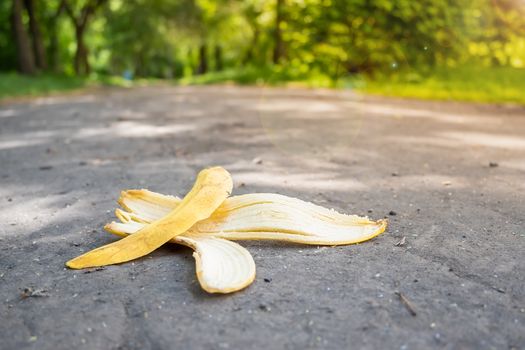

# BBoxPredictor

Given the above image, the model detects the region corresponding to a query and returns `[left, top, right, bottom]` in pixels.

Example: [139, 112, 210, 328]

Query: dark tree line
[8, 0, 107, 75]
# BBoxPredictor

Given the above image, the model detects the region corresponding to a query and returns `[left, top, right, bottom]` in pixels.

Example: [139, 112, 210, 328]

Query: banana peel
[66, 166, 232, 269]
[67, 166, 387, 294]
[107, 190, 387, 246]
[104, 188, 386, 293]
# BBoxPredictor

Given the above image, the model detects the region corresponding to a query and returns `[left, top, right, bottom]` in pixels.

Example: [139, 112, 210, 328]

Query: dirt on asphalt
[0, 86, 524, 350]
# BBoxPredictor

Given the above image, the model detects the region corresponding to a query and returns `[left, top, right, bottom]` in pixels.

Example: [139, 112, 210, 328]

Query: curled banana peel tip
[66, 166, 387, 293]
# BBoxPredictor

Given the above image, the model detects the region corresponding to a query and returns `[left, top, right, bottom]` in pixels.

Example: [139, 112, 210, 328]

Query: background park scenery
[1, 0, 525, 103]
[2, 1, 525, 349]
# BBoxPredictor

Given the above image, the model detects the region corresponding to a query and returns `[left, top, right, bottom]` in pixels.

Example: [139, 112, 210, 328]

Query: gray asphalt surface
[0, 86, 524, 350]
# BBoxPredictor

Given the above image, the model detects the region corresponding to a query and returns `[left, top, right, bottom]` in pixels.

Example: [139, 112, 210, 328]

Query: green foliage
[0, 71, 169, 99]
[0, 72, 87, 98]
[353, 66, 525, 104]
[179, 65, 525, 104]
[1, 0, 524, 102]
[179, 65, 333, 87]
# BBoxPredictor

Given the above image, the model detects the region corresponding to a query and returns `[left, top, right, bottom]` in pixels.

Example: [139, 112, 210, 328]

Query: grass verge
[352, 66, 525, 104]
[0, 73, 163, 100]
[2, 66, 525, 105]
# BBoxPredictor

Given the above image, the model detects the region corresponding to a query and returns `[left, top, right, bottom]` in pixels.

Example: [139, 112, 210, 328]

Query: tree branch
[61, 0, 78, 26]
[62, 0, 107, 28]
[80, 0, 108, 28]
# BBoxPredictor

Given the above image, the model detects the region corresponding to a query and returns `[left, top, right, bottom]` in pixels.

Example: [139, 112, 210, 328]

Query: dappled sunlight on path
[0, 86, 524, 350]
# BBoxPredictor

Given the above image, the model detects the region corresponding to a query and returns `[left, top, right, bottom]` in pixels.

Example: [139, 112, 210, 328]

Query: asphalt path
[1, 86, 524, 349]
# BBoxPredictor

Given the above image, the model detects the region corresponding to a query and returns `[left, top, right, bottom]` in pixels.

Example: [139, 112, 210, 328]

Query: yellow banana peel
[67, 166, 386, 294]
[66, 166, 232, 269]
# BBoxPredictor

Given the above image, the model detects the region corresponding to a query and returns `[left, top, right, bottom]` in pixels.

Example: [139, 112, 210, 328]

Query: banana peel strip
[108, 217, 256, 294]
[66, 167, 233, 269]
[174, 236, 256, 294]
[107, 191, 387, 246]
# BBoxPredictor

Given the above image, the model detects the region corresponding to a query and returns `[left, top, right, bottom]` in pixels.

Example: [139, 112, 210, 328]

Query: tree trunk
[272, 0, 284, 64]
[214, 45, 223, 71]
[197, 44, 208, 75]
[243, 26, 259, 65]
[24, 0, 47, 70]
[47, 0, 65, 72]
[11, 0, 36, 75]
[74, 25, 90, 75]
[49, 23, 60, 72]
[135, 49, 146, 77]
[63, 0, 107, 76]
